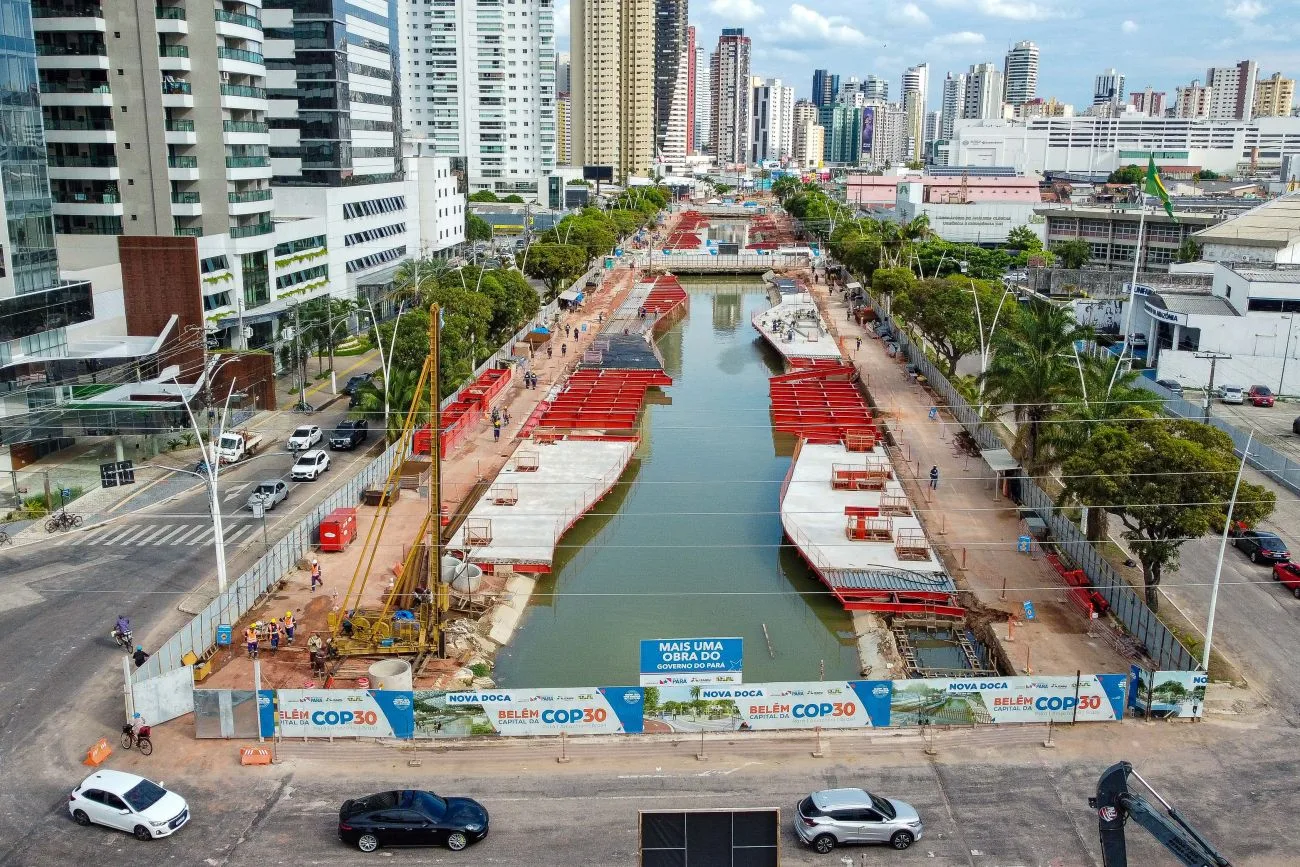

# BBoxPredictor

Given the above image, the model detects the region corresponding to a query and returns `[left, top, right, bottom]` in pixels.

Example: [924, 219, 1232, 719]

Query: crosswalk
[54, 520, 260, 548]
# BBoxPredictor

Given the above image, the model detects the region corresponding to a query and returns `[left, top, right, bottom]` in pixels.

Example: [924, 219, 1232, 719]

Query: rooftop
[1149, 292, 1239, 317]
[1192, 194, 1300, 248]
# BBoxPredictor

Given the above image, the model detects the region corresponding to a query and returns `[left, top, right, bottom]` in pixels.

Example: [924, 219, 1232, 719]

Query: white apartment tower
[1205, 60, 1258, 121]
[940, 72, 966, 139]
[750, 77, 793, 162]
[710, 28, 750, 165]
[1003, 41, 1038, 106]
[400, 0, 556, 197]
[694, 40, 710, 153]
[1174, 80, 1212, 119]
[963, 63, 1003, 120]
[901, 63, 928, 161]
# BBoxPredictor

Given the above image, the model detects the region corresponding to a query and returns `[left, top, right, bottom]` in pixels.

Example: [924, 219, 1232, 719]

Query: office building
[811, 68, 837, 107]
[653, 0, 687, 165]
[901, 63, 928, 161]
[400, 0, 556, 198]
[1094, 68, 1126, 106]
[940, 72, 966, 140]
[556, 52, 571, 94]
[1205, 60, 1257, 120]
[963, 63, 1004, 121]
[1039, 203, 1215, 271]
[1174, 81, 1212, 119]
[1253, 72, 1294, 118]
[571, 0, 655, 180]
[710, 28, 750, 165]
[750, 77, 794, 162]
[1131, 88, 1167, 117]
[1003, 41, 1039, 106]
[818, 103, 861, 165]
[862, 74, 888, 102]
[694, 41, 709, 152]
[923, 110, 940, 156]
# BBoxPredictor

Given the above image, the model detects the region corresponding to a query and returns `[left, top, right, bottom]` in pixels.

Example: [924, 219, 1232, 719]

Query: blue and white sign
[413, 687, 644, 737]
[645, 681, 893, 731]
[890, 675, 1127, 725]
[263, 689, 415, 739]
[639, 637, 743, 687]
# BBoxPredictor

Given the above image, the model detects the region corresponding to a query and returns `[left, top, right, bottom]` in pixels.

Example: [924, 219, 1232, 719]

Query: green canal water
[493, 280, 860, 688]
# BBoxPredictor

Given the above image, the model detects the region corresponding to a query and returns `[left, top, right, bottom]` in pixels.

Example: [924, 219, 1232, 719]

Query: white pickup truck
[215, 429, 264, 464]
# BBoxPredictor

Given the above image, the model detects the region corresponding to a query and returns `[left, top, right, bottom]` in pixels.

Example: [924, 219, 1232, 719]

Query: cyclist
[113, 615, 131, 644]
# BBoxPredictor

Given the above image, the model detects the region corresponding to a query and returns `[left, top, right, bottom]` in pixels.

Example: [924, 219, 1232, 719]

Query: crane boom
[1090, 761, 1231, 867]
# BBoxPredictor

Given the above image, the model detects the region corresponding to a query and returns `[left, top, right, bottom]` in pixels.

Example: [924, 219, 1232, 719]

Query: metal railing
[221, 83, 266, 99]
[214, 8, 260, 28]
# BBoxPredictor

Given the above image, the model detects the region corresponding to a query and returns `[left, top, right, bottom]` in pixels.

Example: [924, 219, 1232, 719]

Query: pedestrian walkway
[49, 517, 262, 548]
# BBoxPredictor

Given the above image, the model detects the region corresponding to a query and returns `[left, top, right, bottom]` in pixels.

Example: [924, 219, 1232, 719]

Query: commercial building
[1131, 88, 1167, 117]
[1094, 68, 1126, 106]
[571, 0, 654, 181]
[1254, 72, 1296, 119]
[818, 103, 861, 165]
[710, 29, 750, 166]
[1205, 60, 1257, 121]
[861, 74, 888, 102]
[947, 115, 1300, 175]
[1038, 203, 1216, 271]
[811, 68, 837, 107]
[400, 0, 556, 198]
[901, 63, 928, 162]
[653, 0, 687, 166]
[1003, 41, 1038, 106]
[750, 78, 794, 163]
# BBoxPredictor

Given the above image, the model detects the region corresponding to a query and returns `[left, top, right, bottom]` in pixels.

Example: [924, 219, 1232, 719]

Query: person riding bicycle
[113, 615, 131, 642]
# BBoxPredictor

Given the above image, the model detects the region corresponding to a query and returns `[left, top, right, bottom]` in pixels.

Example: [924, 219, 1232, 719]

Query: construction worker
[245, 624, 259, 659]
[268, 619, 281, 653]
[283, 611, 295, 644]
[310, 558, 322, 592]
[493, 417, 501, 442]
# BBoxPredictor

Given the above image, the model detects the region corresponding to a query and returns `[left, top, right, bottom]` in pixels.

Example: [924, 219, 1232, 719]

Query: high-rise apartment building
[862, 74, 888, 102]
[710, 28, 750, 165]
[750, 77, 793, 162]
[901, 63, 928, 161]
[557, 94, 572, 165]
[861, 101, 908, 169]
[1131, 88, 1167, 117]
[818, 103, 861, 165]
[811, 68, 835, 107]
[1002, 41, 1038, 106]
[400, 0, 555, 197]
[556, 52, 571, 93]
[940, 72, 966, 140]
[963, 63, 1003, 120]
[923, 110, 940, 157]
[1254, 72, 1296, 118]
[685, 26, 695, 159]
[571, 0, 654, 180]
[1205, 60, 1258, 120]
[1174, 80, 1212, 119]
[792, 98, 818, 164]
[653, 0, 687, 164]
[694, 44, 710, 152]
[1094, 68, 1126, 105]
[795, 122, 823, 168]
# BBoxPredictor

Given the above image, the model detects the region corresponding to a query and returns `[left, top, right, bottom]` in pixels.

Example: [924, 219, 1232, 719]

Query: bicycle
[44, 510, 82, 533]
[0, 528, 10, 546]
[121, 721, 153, 756]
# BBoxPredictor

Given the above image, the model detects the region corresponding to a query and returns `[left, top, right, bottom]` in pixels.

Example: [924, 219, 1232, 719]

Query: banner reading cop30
[259, 689, 415, 738]
[889, 675, 1128, 726]
[412, 687, 645, 737]
[644, 681, 893, 732]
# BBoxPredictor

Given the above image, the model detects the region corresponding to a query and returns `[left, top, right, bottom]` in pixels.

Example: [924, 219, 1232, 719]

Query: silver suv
[795, 787, 922, 854]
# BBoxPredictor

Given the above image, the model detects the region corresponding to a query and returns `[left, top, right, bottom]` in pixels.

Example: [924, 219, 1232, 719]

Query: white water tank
[441, 554, 484, 593]
[369, 658, 413, 692]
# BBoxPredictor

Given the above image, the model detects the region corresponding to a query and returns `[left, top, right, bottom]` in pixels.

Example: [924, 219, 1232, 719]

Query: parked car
[1234, 529, 1290, 564]
[1219, 385, 1245, 405]
[1247, 385, 1276, 407]
[69, 770, 189, 841]
[330, 418, 369, 450]
[338, 790, 489, 853]
[247, 479, 288, 511]
[1155, 378, 1184, 397]
[1128, 332, 1148, 349]
[1272, 561, 1300, 598]
[342, 373, 373, 396]
[287, 425, 322, 451]
[794, 787, 922, 854]
[291, 449, 331, 481]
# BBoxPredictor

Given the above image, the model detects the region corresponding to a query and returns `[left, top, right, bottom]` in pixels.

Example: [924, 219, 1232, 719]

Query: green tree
[1051, 238, 1091, 270]
[468, 190, 499, 203]
[771, 175, 801, 202]
[466, 212, 492, 242]
[905, 159, 925, 170]
[298, 296, 356, 373]
[1005, 225, 1043, 251]
[980, 300, 1092, 468]
[500, 194, 525, 203]
[1108, 164, 1144, 185]
[893, 277, 993, 377]
[1195, 169, 1221, 181]
[1176, 238, 1202, 263]
[523, 244, 588, 300]
[1062, 419, 1275, 610]
[870, 267, 915, 315]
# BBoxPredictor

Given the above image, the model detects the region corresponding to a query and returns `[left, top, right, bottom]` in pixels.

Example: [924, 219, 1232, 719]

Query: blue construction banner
[639, 637, 743, 686]
[890, 675, 1128, 725]
[263, 689, 415, 738]
[642, 681, 894, 731]
[412, 687, 645, 737]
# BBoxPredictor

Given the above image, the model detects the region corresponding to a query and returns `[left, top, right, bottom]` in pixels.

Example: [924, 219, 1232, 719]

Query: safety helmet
[286, 611, 292, 618]
[311, 558, 318, 565]
[136, 646, 143, 652]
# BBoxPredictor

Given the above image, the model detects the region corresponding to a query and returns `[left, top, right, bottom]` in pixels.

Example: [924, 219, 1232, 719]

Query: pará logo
[623, 691, 641, 704]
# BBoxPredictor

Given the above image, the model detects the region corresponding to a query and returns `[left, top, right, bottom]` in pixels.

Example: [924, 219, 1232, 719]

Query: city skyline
[555, 0, 1300, 110]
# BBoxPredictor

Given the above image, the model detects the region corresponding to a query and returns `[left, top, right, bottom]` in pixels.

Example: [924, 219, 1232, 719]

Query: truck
[215, 429, 264, 465]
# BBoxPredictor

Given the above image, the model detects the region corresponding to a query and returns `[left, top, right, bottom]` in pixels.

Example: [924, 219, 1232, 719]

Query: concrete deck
[782, 441, 943, 576]
[448, 437, 637, 568]
[752, 292, 843, 360]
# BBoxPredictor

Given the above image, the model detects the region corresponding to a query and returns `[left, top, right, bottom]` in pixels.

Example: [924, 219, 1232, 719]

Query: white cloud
[708, 0, 764, 22]
[932, 0, 1064, 21]
[772, 4, 868, 46]
[1121, 19, 1138, 34]
[1224, 0, 1266, 20]
[555, 0, 570, 43]
[929, 31, 986, 47]
[891, 2, 931, 26]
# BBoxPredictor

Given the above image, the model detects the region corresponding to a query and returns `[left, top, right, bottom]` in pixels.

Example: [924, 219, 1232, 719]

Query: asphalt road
[0, 400, 378, 860]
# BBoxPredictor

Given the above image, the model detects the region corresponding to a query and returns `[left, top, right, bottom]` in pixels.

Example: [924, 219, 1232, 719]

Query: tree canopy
[1051, 238, 1091, 270]
[1108, 164, 1144, 185]
[466, 212, 492, 242]
[523, 244, 588, 300]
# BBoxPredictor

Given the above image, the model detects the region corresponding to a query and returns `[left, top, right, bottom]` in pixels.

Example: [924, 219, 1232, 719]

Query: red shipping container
[319, 507, 358, 552]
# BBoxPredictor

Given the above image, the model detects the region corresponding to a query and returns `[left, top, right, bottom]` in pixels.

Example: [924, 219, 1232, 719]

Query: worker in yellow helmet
[283, 611, 295, 644]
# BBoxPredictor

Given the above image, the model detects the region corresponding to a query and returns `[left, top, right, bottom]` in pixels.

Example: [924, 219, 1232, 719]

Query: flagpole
[1108, 191, 1147, 397]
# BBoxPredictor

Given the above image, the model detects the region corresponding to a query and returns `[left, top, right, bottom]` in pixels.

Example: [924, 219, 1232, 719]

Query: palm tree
[354, 366, 429, 443]
[393, 257, 452, 308]
[981, 302, 1093, 470]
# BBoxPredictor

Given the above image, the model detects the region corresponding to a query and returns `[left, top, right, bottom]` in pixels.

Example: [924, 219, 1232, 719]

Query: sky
[556, 0, 1300, 109]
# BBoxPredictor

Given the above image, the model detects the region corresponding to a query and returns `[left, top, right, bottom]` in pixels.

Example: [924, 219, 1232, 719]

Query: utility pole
[1196, 351, 1232, 421]
[293, 301, 309, 411]
[428, 303, 446, 659]
[1279, 314, 1295, 396]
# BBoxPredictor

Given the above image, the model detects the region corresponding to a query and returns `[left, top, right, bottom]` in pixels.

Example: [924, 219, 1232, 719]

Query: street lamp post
[1203, 430, 1252, 672]
[364, 297, 407, 439]
[971, 282, 1013, 413]
[1279, 314, 1295, 396]
[168, 374, 237, 594]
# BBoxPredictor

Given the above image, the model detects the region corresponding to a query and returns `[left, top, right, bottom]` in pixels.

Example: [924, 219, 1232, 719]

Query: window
[1088, 243, 1109, 260]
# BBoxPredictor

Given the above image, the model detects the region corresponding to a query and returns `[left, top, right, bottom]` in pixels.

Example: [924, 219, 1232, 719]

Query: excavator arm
[1090, 761, 1232, 867]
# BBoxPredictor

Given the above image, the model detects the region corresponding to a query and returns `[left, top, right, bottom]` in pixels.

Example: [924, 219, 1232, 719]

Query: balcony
[31, 3, 105, 33]
[165, 118, 196, 144]
[216, 46, 262, 64]
[174, 226, 203, 237]
[221, 83, 266, 109]
[228, 187, 273, 215]
[168, 154, 200, 180]
[171, 190, 202, 216]
[35, 40, 109, 70]
[42, 115, 115, 144]
[171, 191, 200, 203]
[225, 155, 269, 168]
[159, 45, 188, 57]
[223, 120, 267, 134]
[158, 44, 190, 72]
[214, 9, 261, 39]
[229, 188, 272, 203]
[46, 154, 119, 180]
[52, 189, 121, 217]
[155, 4, 187, 33]
[168, 155, 197, 168]
[229, 222, 273, 239]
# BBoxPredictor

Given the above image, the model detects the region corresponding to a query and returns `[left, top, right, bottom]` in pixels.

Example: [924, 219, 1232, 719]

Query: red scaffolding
[769, 364, 876, 444]
[534, 368, 671, 430]
[642, 275, 689, 316]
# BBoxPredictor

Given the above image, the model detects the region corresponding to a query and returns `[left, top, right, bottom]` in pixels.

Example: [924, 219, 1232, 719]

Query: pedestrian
[547, 344, 553, 359]
[133, 645, 150, 668]
[283, 611, 295, 644]
[246, 623, 260, 659]
[502, 407, 510, 424]
[564, 323, 571, 337]
[493, 418, 501, 441]
[312, 647, 327, 679]
[929, 465, 939, 490]
[310, 558, 322, 592]
[491, 407, 500, 423]
[561, 343, 567, 357]
[268, 619, 281, 653]
[856, 336, 862, 351]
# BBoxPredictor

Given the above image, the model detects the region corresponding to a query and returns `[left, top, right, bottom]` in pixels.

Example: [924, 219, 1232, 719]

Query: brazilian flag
[1145, 155, 1176, 221]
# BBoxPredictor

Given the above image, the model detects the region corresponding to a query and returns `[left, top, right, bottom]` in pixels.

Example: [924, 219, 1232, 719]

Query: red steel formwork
[665, 231, 704, 250]
[769, 364, 876, 444]
[535, 368, 672, 430]
[642, 275, 689, 317]
[675, 211, 709, 232]
[413, 367, 514, 457]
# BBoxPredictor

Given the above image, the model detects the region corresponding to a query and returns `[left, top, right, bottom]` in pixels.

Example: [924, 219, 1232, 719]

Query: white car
[1219, 385, 1245, 404]
[291, 448, 331, 480]
[287, 425, 322, 451]
[69, 770, 189, 840]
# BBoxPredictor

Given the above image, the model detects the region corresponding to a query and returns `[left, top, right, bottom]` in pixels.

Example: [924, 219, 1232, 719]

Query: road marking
[94, 526, 139, 545]
[151, 525, 191, 546]
[116, 526, 155, 545]
[224, 525, 254, 545]
[133, 526, 172, 545]
[189, 528, 216, 546]
[171, 525, 209, 546]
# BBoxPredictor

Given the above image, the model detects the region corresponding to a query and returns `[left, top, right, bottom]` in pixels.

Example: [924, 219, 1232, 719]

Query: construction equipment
[1090, 761, 1231, 867]
[329, 303, 450, 658]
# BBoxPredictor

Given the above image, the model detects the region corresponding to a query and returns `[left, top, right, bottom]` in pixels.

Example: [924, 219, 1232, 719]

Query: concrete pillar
[114, 436, 125, 463]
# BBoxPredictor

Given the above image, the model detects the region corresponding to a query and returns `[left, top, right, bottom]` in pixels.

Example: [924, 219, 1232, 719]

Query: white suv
[292, 449, 331, 480]
[795, 787, 923, 854]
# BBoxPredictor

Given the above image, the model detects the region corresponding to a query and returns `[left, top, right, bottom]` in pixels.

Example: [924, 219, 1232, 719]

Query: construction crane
[1090, 761, 1231, 867]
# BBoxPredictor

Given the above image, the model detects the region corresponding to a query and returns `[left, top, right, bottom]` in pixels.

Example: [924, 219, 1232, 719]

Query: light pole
[1203, 430, 1252, 672]
[971, 282, 1013, 413]
[1279, 314, 1295, 395]
[168, 373, 236, 594]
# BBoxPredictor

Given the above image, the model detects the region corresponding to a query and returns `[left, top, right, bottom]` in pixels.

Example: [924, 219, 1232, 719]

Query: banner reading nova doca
[412, 688, 644, 737]
[889, 675, 1127, 725]
[1128, 666, 1207, 719]
[268, 689, 415, 738]
[642, 681, 893, 732]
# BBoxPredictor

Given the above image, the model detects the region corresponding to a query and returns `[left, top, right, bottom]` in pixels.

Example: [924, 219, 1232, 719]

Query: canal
[493, 280, 860, 688]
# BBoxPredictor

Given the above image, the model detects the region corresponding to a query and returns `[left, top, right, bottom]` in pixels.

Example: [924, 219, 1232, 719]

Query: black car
[342, 373, 373, 396]
[1234, 530, 1290, 564]
[338, 790, 488, 853]
[329, 418, 368, 450]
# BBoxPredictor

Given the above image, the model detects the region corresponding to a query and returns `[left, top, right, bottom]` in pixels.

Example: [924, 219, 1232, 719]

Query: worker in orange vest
[283, 611, 295, 644]
[244, 624, 258, 659]
[309, 558, 322, 592]
[267, 619, 281, 653]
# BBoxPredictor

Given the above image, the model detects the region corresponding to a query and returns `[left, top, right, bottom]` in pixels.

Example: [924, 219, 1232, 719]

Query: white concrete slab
[450, 438, 637, 567]
[781, 442, 943, 574]
[752, 292, 843, 360]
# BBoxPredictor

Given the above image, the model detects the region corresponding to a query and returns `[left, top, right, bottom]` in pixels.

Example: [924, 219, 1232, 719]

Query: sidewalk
[807, 282, 1131, 676]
